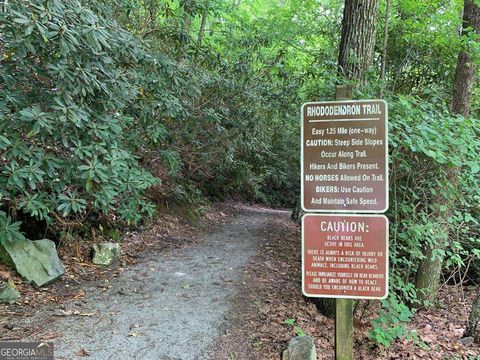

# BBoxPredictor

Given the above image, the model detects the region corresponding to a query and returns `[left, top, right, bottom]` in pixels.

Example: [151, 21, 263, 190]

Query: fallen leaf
[73, 290, 86, 299]
[0, 271, 11, 280]
[75, 348, 90, 357]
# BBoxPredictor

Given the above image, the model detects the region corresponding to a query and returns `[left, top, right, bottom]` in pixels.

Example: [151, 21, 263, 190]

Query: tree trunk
[313, 298, 336, 319]
[459, 0, 480, 337]
[379, 0, 390, 96]
[195, 0, 209, 61]
[464, 286, 480, 342]
[311, 1, 380, 320]
[415, 0, 480, 305]
[414, 230, 449, 304]
[451, 0, 480, 116]
[338, 0, 380, 81]
[177, 0, 192, 61]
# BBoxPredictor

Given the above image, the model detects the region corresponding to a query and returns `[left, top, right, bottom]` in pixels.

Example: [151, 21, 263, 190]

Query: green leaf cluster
[1, 0, 158, 229]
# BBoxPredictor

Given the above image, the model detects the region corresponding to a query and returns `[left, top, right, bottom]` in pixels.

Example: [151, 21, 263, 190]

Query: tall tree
[454, 0, 480, 342]
[195, 0, 210, 61]
[379, 0, 391, 96]
[178, 0, 193, 61]
[465, 286, 480, 342]
[451, 0, 480, 116]
[415, 0, 480, 304]
[337, 0, 380, 81]
[315, 0, 380, 320]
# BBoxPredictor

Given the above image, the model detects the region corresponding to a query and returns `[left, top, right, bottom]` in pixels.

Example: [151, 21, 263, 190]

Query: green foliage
[0, 0, 158, 230]
[371, 92, 480, 345]
[369, 294, 416, 347]
[0, 0, 305, 242]
[1, 2, 480, 353]
[0, 212, 25, 244]
[284, 318, 306, 337]
[388, 94, 480, 302]
[383, 0, 463, 94]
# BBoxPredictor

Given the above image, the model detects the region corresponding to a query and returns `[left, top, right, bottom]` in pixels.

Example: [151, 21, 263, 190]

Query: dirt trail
[29, 207, 290, 360]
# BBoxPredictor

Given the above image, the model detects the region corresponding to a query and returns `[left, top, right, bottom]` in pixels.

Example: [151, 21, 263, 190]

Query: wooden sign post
[336, 86, 354, 360]
[300, 86, 389, 360]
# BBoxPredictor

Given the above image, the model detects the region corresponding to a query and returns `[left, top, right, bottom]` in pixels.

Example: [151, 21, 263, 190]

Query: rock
[0, 239, 64, 287]
[459, 336, 475, 346]
[282, 336, 317, 360]
[92, 243, 120, 266]
[0, 281, 20, 304]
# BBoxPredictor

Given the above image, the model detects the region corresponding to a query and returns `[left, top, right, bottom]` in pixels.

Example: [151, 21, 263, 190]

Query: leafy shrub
[365, 94, 480, 346]
[0, 0, 157, 235]
[388, 94, 480, 301]
[369, 294, 416, 347]
[0, 0, 302, 244]
[0, 211, 25, 244]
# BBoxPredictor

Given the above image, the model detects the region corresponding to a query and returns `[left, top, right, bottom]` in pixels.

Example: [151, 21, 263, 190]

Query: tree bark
[177, 0, 192, 61]
[195, 0, 209, 61]
[465, 286, 480, 342]
[451, 0, 480, 116]
[338, 0, 380, 81]
[414, 228, 449, 304]
[379, 0, 390, 96]
[459, 0, 480, 337]
[313, 298, 336, 319]
[415, 0, 480, 305]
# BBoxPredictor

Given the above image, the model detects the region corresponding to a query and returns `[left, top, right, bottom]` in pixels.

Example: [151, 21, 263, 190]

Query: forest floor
[0, 203, 478, 359]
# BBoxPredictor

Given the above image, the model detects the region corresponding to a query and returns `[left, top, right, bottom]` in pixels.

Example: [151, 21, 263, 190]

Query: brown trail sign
[302, 214, 388, 299]
[300, 97, 389, 360]
[301, 100, 388, 213]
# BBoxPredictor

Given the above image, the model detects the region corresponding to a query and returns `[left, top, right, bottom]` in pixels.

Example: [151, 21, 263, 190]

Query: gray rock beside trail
[0, 239, 65, 287]
[0, 281, 20, 304]
[283, 336, 317, 360]
[92, 242, 120, 266]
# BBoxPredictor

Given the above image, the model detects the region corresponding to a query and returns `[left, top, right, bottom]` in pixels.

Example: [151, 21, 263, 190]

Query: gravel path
[42, 207, 289, 360]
